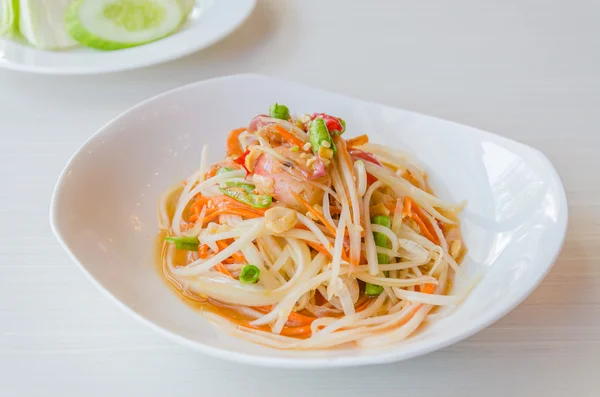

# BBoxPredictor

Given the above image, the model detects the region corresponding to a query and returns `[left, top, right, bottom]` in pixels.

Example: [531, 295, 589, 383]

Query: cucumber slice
[0, 0, 19, 37]
[179, 0, 195, 19]
[19, 0, 78, 50]
[65, 0, 183, 51]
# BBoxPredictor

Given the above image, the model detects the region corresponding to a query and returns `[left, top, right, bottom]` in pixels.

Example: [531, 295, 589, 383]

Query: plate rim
[49, 73, 569, 368]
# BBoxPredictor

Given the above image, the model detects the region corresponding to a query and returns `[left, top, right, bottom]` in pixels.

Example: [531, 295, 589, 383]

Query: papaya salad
[158, 103, 468, 349]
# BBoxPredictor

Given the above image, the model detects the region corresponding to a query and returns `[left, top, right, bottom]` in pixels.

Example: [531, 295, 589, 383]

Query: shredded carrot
[189, 195, 211, 217]
[253, 306, 317, 326]
[222, 314, 314, 337]
[411, 212, 438, 243]
[411, 205, 440, 244]
[287, 312, 316, 325]
[305, 241, 351, 263]
[306, 241, 332, 257]
[272, 125, 305, 148]
[329, 206, 342, 215]
[279, 324, 313, 337]
[384, 200, 396, 213]
[402, 197, 440, 244]
[214, 263, 233, 277]
[216, 239, 246, 263]
[345, 134, 369, 148]
[198, 244, 210, 259]
[422, 283, 436, 294]
[355, 297, 373, 312]
[292, 191, 337, 236]
[402, 170, 421, 188]
[402, 197, 413, 218]
[202, 207, 264, 224]
[231, 251, 245, 263]
[215, 240, 229, 251]
[226, 128, 246, 157]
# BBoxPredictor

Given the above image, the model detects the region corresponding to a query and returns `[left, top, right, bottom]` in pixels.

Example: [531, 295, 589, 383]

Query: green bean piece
[309, 117, 336, 156]
[372, 215, 391, 264]
[219, 187, 272, 209]
[365, 215, 392, 296]
[240, 264, 260, 284]
[365, 283, 384, 297]
[269, 103, 290, 120]
[164, 235, 199, 251]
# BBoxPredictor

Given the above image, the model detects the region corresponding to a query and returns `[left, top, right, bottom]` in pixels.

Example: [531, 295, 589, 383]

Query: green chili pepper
[219, 187, 272, 209]
[216, 167, 234, 175]
[309, 117, 336, 156]
[164, 235, 199, 251]
[224, 181, 255, 193]
[269, 103, 290, 120]
[240, 264, 260, 284]
[365, 215, 392, 296]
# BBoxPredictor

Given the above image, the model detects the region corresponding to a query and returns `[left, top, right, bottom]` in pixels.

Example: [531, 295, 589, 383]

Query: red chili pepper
[311, 113, 345, 133]
[233, 149, 251, 173]
[348, 149, 382, 166]
[366, 173, 378, 184]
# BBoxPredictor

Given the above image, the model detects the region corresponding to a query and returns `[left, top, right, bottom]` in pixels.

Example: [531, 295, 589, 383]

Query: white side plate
[50, 74, 568, 367]
[0, 0, 255, 74]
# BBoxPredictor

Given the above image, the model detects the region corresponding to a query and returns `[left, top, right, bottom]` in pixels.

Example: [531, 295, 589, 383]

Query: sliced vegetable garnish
[65, 0, 183, 51]
[216, 166, 234, 175]
[219, 187, 272, 209]
[365, 215, 392, 296]
[269, 103, 290, 120]
[349, 149, 382, 166]
[164, 235, 199, 251]
[0, 0, 18, 37]
[224, 181, 256, 193]
[311, 113, 345, 134]
[18, 0, 78, 49]
[178, 0, 195, 21]
[309, 117, 336, 157]
[365, 283, 384, 297]
[233, 149, 250, 172]
[239, 264, 260, 284]
[372, 215, 391, 264]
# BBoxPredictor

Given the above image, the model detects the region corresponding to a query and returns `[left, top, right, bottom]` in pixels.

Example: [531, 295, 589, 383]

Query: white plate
[50, 74, 568, 367]
[0, 0, 255, 75]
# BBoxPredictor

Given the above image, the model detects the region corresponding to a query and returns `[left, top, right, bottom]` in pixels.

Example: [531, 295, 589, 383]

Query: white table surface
[1, 0, 599, 395]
